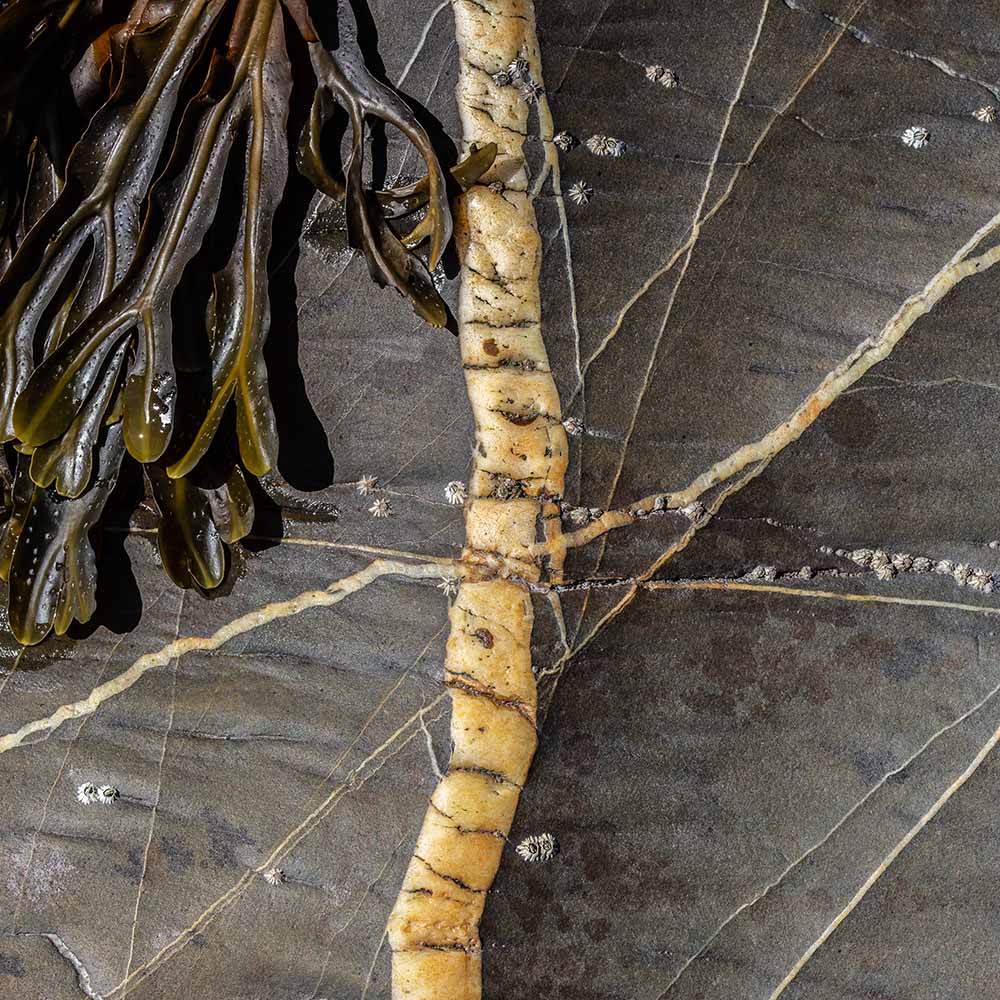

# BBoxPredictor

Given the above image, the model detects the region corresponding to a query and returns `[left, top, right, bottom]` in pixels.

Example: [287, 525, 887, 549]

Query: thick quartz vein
[386, 2, 568, 998]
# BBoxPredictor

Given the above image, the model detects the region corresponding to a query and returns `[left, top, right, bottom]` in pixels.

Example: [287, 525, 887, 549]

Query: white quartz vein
[770, 701, 1000, 996]
[578, 1, 866, 387]
[122, 593, 185, 982]
[396, 0, 451, 88]
[784, 0, 1000, 101]
[655, 667, 1000, 997]
[0, 560, 448, 756]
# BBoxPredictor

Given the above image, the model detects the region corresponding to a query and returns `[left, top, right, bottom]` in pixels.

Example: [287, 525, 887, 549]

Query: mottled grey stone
[4, 2, 1000, 999]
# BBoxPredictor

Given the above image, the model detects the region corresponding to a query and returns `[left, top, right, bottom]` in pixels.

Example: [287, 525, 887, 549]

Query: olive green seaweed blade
[376, 142, 498, 218]
[166, 1, 290, 480]
[295, 11, 452, 326]
[148, 468, 226, 590]
[27, 339, 129, 497]
[297, 88, 345, 200]
[341, 121, 447, 328]
[11, 306, 134, 447]
[0, 0, 230, 445]
[147, 461, 253, 591]
[0, 422, 125, 645]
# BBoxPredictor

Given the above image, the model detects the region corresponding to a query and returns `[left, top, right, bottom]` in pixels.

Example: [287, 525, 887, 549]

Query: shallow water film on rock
[4, 1, 1000, 998]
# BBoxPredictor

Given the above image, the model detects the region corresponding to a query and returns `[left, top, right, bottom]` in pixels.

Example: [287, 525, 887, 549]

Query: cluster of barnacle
[515, 832, 559, 863]
[351, 474, 466, 523]
[834, 546, 995, 592]
[584, 133, 626, 158]
[563, 503, 603, 527]
[901, 104, 995, 149]
[0, 0, 494, 644]
[76, 781, 119, 805]
[492, 55, 542, 103]
[742, 545, 997, 594]
[744, 564, 817, 582]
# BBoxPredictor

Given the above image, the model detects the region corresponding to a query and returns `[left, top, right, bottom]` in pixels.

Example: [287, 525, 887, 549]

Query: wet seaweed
[0, 0, 495, 643]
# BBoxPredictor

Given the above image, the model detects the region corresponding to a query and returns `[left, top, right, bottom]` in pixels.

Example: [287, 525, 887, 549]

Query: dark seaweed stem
[292, 0, 454, 327]
[0, 0, 495, 644]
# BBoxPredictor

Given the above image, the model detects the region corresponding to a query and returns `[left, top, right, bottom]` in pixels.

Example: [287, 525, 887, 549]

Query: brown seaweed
[0, 0, 496, 643]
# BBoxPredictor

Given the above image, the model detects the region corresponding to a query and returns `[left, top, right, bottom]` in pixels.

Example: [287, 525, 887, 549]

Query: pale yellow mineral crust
[387, 1, 565, 997]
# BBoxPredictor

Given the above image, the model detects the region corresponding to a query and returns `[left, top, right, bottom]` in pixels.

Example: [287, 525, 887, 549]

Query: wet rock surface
[4, 2, 1000, 998]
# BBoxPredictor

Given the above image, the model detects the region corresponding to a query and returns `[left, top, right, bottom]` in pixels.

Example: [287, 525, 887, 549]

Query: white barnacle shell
[437, 576, 460, 599]
[97, 785, 120, 805]
[263, 867, 285, 886]
[901, 125, 929, 149]
[974, 105, 997, 123]
[911, 556, 933, 572]
[567, 506, 591, 526]
[890, 552, 913, 572]
[444, 481, 468, 506]
[870, 550, 896, 581]
[507, 56, 530, 82]
[934, 559, 955, 575]
[76, 782, 99, 805]
[357, 474, 378, 496]
[585, 134, 626, 157]
[492, 475, 521, 500]
[680, 501, 708, 526]
[368, 497, 392, 519]
[567, 180, 593, 206]
[849, 548, 874, 568]
[562, 416, 584, 436]
[952, 563, 972, 586]
[516, 832, 559, 863]
[520, 81, 544, 102]
[969, 568, 994, 593]
[553, 131, 575, 152]
[645, 65, 677, 88]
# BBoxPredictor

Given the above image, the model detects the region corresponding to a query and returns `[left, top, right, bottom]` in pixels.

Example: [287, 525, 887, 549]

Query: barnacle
[443, 480, 467, 505]
[645, 64, 677, 88]
[515, 832, 558, 863]
[0, 0, 496, 644]
[97, 783, 120, 804]
[356, 473, 378, 496]
[585, 133, 626, 157]
[552, 130, 575, 151]
[76, 781, 99, 804]
[567, 180, 593, 205]
[367, 496, 391, 519]
[901, 125, 929, 149]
